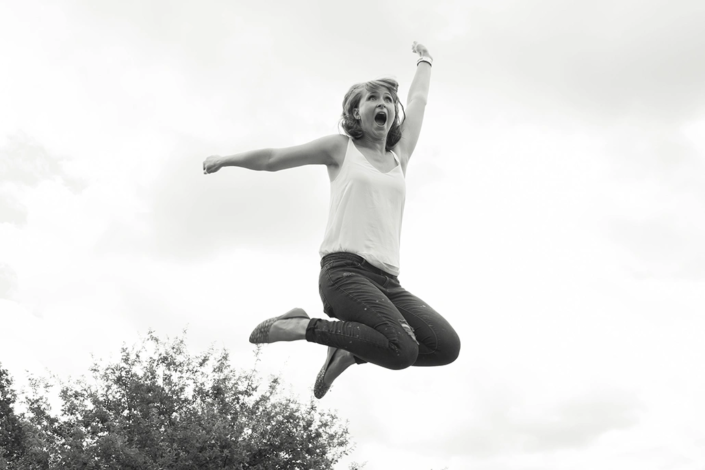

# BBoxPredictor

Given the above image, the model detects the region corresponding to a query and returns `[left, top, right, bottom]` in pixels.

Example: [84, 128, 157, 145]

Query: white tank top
[319, 137, 406, 275]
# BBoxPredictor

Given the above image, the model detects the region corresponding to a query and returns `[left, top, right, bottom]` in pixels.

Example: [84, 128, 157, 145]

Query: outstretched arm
[395, 41, 433, 163]
[203, 134, 345, 174]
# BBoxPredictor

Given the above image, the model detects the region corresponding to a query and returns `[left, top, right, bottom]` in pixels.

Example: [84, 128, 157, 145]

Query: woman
[203, 42, 460, 399]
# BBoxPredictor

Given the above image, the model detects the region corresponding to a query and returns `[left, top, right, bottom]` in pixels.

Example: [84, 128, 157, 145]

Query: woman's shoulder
[295, 134, 349, 168]
[323, 134, 351, 167]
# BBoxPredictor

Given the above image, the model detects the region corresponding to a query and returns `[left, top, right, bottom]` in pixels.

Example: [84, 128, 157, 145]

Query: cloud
[0, 264, 18, 300]
[0, 134, 66, 227]
[0, 133, 86, 191]
[429, 387, 643, 458]
[0, 187, 27, 226]
[438, 0, 705, 124]
[0, 135, 51, 226]
[609, 215, 705, 280]
[1, 134, 65, 186]
[518, 391, 643, 452]
[601, 122, 705, 279]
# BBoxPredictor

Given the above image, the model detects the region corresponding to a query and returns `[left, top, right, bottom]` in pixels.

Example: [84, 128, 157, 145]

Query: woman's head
[339, 78, 405, 151]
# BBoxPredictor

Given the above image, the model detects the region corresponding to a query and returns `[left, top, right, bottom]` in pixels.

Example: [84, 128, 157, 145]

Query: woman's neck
[356, 135, 387, 155]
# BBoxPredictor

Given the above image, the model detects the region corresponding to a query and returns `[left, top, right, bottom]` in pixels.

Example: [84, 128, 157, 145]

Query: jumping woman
[203, 42, 460, 398]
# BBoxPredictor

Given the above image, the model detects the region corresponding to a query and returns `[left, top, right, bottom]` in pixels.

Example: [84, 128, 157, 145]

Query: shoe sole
[314, 346, 338, 399]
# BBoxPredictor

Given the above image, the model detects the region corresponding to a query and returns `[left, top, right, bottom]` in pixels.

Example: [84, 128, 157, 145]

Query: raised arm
[395, 42, 433, 163]
[203, 134, 346, 174]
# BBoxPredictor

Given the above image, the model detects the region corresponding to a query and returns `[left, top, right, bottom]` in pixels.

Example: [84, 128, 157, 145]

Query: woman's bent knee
[387, 341, 418, 370]
[440, 336, 461, 365]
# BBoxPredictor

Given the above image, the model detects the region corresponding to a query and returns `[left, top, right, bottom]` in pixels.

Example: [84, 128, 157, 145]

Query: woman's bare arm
[395, 42, 433, 164]
[203, 134, 346, 174]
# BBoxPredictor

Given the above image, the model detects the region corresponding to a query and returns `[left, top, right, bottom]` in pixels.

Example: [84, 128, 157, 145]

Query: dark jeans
[305, 252, 461, 370]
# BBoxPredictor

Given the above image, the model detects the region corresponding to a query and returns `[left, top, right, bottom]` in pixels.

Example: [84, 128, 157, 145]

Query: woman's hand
[203, 155, 222, 174]
[412, 41, 432, 60]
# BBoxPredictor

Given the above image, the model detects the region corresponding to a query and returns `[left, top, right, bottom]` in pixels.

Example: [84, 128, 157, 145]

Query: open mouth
[374, 111, 388, 126]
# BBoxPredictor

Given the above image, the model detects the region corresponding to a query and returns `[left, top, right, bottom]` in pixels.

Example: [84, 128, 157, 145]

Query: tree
[9, 332, 352, 470]
[0, 364, 26, 468]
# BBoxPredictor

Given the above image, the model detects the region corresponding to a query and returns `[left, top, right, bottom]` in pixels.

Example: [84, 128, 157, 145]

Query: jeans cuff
[305, 318, 320, 343]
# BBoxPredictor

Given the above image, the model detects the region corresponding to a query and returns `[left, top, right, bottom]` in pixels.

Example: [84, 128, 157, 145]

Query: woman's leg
[385, 282, 461, 367]
[305, 258, 419, 371]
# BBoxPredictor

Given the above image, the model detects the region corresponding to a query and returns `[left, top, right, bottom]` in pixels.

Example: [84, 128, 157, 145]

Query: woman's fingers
[203, 155, 222, 174]
[412, 41, 428, 56]
[203, 156, 215, 174]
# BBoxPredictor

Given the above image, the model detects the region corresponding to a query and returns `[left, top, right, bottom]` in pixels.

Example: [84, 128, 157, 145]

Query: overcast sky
[2, 0, 705, 468]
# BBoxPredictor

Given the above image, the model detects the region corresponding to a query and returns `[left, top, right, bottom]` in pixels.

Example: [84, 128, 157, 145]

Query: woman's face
[355, 85, 396, 138]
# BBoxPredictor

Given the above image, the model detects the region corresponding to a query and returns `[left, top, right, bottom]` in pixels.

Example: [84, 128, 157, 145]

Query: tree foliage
[1, 365, 26, 468]
[0, 333, 351, 469]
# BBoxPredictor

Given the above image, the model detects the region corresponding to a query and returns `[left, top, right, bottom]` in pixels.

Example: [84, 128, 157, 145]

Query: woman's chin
[371, 124, 389, 135]
[360, 123, 389, 140]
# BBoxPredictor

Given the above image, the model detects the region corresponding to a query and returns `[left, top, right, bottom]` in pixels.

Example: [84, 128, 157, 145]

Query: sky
[1, 0, 705, 468]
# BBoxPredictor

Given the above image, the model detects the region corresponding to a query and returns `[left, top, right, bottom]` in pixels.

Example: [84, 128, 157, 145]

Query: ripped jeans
[305, 252, 461, 370]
